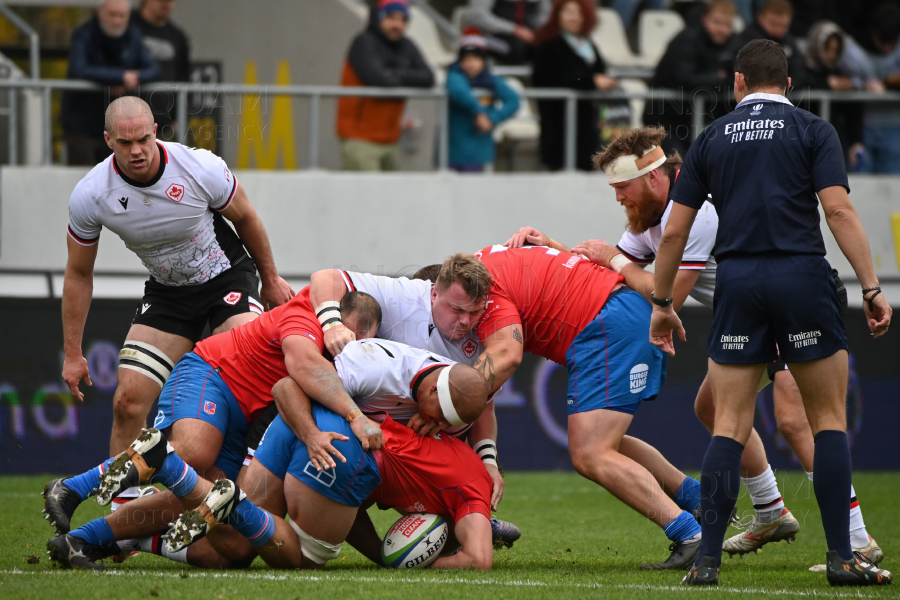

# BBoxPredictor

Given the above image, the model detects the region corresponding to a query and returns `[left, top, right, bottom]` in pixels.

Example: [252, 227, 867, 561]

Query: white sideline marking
[0, 569, 883, 598]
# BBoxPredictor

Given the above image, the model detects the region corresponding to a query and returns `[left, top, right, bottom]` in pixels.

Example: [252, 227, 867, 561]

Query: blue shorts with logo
[709, 256, 848, 364]
[566, 289, 668, 415]
[153, 352, 249, 480]
[254, 409, 381, 507]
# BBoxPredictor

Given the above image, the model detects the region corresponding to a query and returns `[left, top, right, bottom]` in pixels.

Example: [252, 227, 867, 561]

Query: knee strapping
[118, 341, 175, 387]
[287, 519, 342, 565]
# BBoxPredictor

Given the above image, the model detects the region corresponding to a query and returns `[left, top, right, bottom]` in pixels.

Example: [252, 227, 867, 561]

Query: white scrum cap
[604, 145, 667, 184]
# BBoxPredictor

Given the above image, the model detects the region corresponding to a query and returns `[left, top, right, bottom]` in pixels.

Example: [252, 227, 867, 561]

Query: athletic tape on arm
[473, 438, 498, 467]
[288, 519, 342, 564]
[118, 341, 176, 387]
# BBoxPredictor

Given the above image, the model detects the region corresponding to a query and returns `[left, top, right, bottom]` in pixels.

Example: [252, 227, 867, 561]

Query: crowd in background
[58, 0, 900, 174]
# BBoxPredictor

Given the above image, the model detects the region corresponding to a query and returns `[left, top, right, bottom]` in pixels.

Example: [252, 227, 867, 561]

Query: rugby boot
[165, 478, 245, 553]
[641, 537, 701, 570]
[722, 507, 799, 557]
[46, 534, 107, 571]
[682, 556, 719, 586]
[42, 478, 82, 535]
[824, 550, 892, 587]
[692, 504, 739, 527]
[96, 428, 170, 506]
[810, 536, 885, 572]
[491, 518, 522, 550]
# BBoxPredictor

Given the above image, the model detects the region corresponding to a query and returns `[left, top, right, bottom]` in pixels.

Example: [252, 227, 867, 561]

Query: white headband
[604, 145, 667, 184]
[436, 366, 466, 426]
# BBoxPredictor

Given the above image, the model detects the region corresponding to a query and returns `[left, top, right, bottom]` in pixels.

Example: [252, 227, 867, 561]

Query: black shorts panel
[709, 256, 848, 365]
[132, 260, 262, 342]
[245, 403, 279, 455]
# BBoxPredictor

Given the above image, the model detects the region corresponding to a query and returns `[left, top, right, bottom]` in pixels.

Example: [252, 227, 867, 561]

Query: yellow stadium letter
[237, 60, 297, 170]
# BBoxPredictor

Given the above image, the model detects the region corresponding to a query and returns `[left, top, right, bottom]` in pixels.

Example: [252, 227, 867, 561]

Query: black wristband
[650, 292, 673, 308]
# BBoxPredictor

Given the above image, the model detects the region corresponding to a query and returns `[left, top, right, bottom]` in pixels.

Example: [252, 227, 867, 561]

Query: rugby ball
[381, 513, 448, 569]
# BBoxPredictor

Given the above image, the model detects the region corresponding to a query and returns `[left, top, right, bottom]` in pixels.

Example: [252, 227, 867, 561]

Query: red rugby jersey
[194, 287, 325, 422]
[474, 245, 623, 365]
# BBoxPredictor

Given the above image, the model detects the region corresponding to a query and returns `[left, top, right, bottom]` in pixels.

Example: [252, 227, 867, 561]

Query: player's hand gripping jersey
[194, 287, 324, 422]
[474, 245, 623, 365]
[67, 141, 248, 286]
[334, 339, 487, 438]
[339, 271, 485, 364]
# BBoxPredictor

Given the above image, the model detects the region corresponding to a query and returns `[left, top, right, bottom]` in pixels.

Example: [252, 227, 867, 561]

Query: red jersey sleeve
[276, 291, 325, 353]
[474, 290, 521, 343]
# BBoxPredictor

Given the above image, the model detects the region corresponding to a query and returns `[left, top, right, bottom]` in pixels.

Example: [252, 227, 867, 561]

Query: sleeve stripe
[67, 225, 99, 246]
[616, 246, 653, 264]
[214, 177, 238, 212]
[340, 271, 356, 292]
[679, 261, 708, 268]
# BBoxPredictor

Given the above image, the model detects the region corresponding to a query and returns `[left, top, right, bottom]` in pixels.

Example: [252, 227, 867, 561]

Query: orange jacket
[337, 61, 406, 145]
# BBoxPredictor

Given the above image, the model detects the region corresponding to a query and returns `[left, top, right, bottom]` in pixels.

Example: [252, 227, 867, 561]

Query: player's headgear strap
[436, 366, 466, 426]
[604, 145, 667, 184]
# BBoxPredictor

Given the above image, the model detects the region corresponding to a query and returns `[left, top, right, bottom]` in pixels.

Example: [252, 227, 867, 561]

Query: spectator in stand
[336, 0, 434, 171]
[533, 0, 616, 171]
[61, 0, 160, 165]
[131, 0, 191, 140]
[610, 0, 671, 34]
[728, 0, 809, 91]
[447, 28, 520, 172]
[467, 0, 551, 65]
[645, 0, 737, 157]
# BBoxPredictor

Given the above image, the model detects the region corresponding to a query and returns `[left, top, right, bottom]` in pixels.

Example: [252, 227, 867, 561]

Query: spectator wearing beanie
[336, 0, 434, 171]
[447, 28, 520, 172]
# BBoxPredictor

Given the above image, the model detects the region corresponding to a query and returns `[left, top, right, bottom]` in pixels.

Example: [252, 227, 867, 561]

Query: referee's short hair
[734, 39, 789, 91]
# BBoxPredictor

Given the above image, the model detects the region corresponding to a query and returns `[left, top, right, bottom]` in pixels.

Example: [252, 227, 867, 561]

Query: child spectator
[446, 28, 520, 172]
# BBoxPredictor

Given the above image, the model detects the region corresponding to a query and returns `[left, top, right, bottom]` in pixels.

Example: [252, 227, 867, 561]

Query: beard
[624, 185, 667, 234]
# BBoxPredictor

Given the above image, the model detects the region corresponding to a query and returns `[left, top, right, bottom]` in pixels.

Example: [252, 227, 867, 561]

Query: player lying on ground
[505, 125, 883, 566]
[62, 97, 293, 490]
[49, 346, 492, 570]
[43, 290, 384, 563]
[439, 247, 703, 569]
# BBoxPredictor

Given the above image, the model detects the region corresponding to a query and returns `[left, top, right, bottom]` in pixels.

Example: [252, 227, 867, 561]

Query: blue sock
[663, 510, 701, 543]
[673, 476, 701, 512]
[150, 453, 198, 498]
[696, 436, 744, 567]
[227, 498, 275, 547]
[813, 430, 853, 561]
[69, 517, 115, 547]
[65, 458, 116, 501]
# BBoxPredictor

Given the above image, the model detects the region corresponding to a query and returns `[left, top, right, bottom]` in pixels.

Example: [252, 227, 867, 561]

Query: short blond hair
[435, 253, 492, 300]
[592, 126, 682, 179]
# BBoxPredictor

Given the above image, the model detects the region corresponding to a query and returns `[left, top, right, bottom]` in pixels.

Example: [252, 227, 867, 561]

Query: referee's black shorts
[709, 256, 848, 365]
[132, 259, 263, 342]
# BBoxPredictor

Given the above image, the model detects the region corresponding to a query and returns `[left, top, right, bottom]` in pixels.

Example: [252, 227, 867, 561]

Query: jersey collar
[112, 142, 168, 188]
[736, 92, 793, 109]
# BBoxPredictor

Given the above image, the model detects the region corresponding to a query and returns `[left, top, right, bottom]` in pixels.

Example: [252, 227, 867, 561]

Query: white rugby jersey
[340, 271, 485, 365]
[616, 200, 718, 308]
[334, 339, 474, 437]
[67, 141, 249, 286]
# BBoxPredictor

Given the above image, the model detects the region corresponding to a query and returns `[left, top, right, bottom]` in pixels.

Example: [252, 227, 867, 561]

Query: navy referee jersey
[669, 92, 849, 261]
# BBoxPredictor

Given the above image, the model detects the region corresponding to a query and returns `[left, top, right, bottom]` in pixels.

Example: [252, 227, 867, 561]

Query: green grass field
[0, 472, 896, 599]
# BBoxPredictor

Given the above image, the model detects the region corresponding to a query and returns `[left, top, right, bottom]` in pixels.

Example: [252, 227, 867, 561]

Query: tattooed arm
[282, 335, 384, 450]
[475, 323, 525, 396]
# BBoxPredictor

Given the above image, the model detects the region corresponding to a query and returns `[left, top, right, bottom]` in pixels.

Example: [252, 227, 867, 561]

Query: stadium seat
[408, 6, 456, 68]
[593, 8, 643, 68]
[451, 5, 470, 32]
[618, 78, 648, 129]
[493, 77, 540, 144]
[638, 10, 684, 67]
[733, 14, 745, 34]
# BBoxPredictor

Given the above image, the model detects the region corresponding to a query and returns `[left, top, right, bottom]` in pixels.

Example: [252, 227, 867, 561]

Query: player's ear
[104, 131, 113, 149]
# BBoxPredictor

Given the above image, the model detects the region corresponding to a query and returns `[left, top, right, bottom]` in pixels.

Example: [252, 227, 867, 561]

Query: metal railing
[2, 78, 900, 171]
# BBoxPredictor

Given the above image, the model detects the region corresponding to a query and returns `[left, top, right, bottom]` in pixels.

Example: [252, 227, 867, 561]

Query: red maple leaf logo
[166, 183, 185, 202]
[463, 339, 477, 358]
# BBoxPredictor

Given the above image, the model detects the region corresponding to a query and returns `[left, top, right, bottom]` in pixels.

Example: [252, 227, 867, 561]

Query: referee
[649, 40, 892, 587]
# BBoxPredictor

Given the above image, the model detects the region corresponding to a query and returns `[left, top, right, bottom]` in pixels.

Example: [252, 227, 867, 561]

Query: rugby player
[42, 288, 385, 560]
[650, 40, 891, 586]
[453, 245, 703, 569]
[308, 257, 521, 547]
[49, 340, 492, 570]
[505, 125, 883, 566]
[57, 96, 294, 507]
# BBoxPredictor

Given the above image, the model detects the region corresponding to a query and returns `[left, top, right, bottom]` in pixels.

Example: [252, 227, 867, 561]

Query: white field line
[0, 568, 885, 598]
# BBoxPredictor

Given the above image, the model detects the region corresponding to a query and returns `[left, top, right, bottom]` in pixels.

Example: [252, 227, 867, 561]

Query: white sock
[806, 471, 814, 482]
[743, 465, 784, 523]
[118, 534, 189, 563]
[849, 484, 870, 548]
[110, 486, 141, 512]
